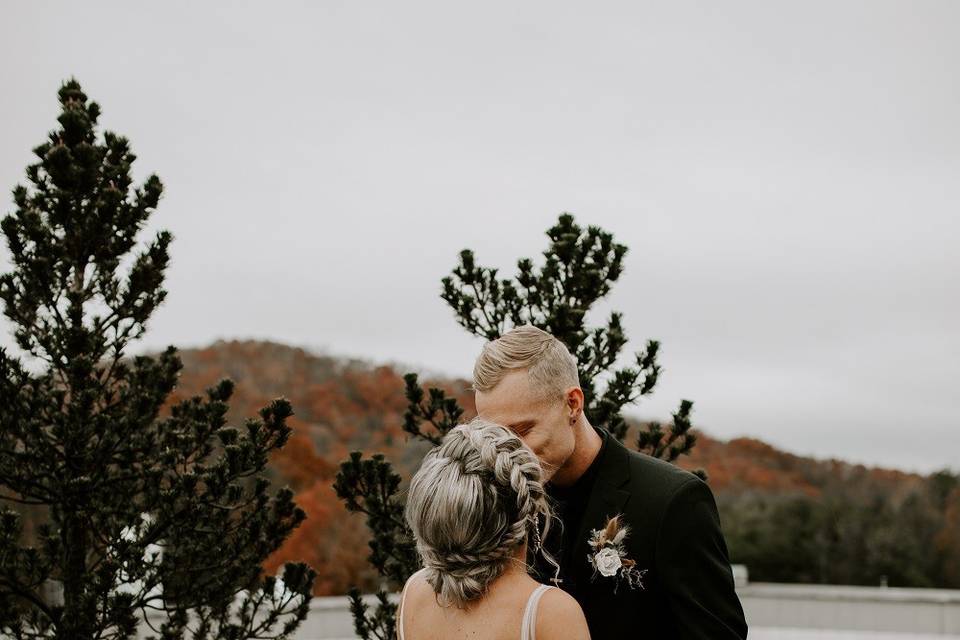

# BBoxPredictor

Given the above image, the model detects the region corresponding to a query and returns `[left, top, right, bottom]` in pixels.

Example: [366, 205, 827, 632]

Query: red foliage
[263, 479, 379, 596]
[162, 339, 472, 595]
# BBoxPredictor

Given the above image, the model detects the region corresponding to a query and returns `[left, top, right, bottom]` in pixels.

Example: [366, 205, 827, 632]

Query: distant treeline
[680, 433, 960, 588]
[718, 470, 960, 587]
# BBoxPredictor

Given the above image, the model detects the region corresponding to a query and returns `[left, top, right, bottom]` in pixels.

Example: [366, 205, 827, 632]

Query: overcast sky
[2, 1, 957, 473]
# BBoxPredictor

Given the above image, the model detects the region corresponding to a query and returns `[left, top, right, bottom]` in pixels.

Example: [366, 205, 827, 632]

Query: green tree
[717, 470, 960, 588]
[335, 214, 699, 639]
[0, 80, 315, 640]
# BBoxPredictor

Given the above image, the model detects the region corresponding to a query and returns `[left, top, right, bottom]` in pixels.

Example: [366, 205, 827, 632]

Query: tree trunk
[59, 514, 93, 640]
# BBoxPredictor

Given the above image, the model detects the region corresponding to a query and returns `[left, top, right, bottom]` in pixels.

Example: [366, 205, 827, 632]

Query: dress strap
[399, 568, 427, 640]
[520, 584, 553, 640]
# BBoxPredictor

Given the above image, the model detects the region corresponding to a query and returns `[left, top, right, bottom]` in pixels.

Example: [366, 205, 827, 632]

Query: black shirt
[543, 427, 609, 580]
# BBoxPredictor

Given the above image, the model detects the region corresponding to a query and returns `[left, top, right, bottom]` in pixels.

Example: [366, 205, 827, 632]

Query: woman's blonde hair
[473, 325, 580, 401]
[404, 417, 559, 608]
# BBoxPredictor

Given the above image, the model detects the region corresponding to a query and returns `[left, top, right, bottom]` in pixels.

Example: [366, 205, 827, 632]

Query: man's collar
[590, 425, 632, 489]
[547, 425, 631, 495]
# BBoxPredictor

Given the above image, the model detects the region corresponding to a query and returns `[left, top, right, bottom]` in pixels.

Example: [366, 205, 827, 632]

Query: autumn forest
[166, 340, 960, 595]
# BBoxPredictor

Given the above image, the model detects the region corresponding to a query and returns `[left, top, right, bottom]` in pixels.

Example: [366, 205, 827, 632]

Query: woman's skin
[397, 541, 591, 640]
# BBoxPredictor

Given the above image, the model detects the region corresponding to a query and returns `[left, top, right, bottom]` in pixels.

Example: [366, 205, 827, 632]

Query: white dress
[398, 568, 555, 640]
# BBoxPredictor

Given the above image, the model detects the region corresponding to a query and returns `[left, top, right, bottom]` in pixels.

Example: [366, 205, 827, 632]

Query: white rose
[594, 547, 622, 577]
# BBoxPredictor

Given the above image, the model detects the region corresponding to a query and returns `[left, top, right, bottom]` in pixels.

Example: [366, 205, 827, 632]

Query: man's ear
[565, 387, 585, 420]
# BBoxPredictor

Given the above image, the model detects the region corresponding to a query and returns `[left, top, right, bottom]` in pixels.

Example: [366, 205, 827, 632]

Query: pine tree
[335, 214, 701, 639]
[0, 80, 315, 640]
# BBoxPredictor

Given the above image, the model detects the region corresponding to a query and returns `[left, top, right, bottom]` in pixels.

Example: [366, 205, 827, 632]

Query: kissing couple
[395, 325, 748, 639]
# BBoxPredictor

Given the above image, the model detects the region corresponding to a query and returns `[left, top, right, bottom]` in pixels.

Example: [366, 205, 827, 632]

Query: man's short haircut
[472, 325, 580, 402]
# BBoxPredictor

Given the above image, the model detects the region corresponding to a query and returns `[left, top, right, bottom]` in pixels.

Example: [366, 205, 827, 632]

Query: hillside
[164, 340, 959, 593]
[163, 340, 474, 595]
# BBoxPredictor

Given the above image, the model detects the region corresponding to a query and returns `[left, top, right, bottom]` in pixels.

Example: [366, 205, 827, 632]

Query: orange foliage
[263, 480, 379, 596]
[161, 339, 473, 595]
[269, 426, 336, 493]
[680, 436, 821, 496]
[676, 433, 924, 499]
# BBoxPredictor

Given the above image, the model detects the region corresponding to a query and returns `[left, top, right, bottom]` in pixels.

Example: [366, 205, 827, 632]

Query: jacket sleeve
[653, 476, 748, 639]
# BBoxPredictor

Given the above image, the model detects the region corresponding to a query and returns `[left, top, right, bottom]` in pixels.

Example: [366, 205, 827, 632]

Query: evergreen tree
[0, 80, 315, 640]
[335, 214, 700, 639]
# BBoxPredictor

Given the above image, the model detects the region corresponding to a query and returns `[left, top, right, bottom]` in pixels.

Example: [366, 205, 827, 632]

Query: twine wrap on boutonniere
[586, 514, 648, 593]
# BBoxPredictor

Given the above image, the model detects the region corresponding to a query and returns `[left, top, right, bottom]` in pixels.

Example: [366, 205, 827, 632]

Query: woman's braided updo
[404, 417, 558, 609]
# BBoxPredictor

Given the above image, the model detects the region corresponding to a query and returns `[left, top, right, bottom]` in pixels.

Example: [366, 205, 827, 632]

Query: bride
[397, 417, 590, 640]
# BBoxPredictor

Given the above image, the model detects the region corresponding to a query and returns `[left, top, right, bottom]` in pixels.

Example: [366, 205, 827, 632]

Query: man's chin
[540, 466, 558, 483]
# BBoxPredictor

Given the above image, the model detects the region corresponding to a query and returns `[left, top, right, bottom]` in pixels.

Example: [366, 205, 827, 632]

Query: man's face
[474, 369, 575, 482]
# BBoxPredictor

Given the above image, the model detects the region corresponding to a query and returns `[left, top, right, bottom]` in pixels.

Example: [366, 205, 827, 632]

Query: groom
[473, 325, 748, 639]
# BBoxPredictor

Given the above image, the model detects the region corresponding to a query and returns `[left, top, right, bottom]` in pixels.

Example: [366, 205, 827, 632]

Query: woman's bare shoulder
[536, 587, 590, 639]
[403, 568, 433, 604]
[396, 570, 431, 640]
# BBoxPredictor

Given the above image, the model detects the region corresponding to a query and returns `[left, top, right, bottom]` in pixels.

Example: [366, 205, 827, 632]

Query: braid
[405, 417, 554, 608]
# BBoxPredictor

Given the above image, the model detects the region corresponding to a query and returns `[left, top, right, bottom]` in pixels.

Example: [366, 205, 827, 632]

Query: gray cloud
[1, 0, 957, 472]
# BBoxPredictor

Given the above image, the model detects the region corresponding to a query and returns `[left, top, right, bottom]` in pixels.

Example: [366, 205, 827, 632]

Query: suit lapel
[566, 429, 632, 590]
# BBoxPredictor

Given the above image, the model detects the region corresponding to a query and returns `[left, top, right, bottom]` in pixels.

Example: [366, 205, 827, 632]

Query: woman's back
[397, 569, 589, 640]
[401, 419, 590, 639]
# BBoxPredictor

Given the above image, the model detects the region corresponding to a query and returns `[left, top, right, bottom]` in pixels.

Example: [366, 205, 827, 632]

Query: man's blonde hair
[472, 325, 580, 401]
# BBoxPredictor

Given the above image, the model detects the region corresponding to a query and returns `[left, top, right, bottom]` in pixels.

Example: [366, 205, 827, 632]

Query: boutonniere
[586, 514, 648, 593]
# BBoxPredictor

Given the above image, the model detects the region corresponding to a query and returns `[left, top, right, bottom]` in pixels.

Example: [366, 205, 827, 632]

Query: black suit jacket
[534, 428, 748, 639]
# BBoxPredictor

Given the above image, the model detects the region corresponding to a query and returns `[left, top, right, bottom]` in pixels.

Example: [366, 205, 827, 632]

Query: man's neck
[549, 419, 603, 488]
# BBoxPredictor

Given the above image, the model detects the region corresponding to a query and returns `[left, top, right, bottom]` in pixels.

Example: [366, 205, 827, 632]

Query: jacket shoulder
[620, 444, 704, 510]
